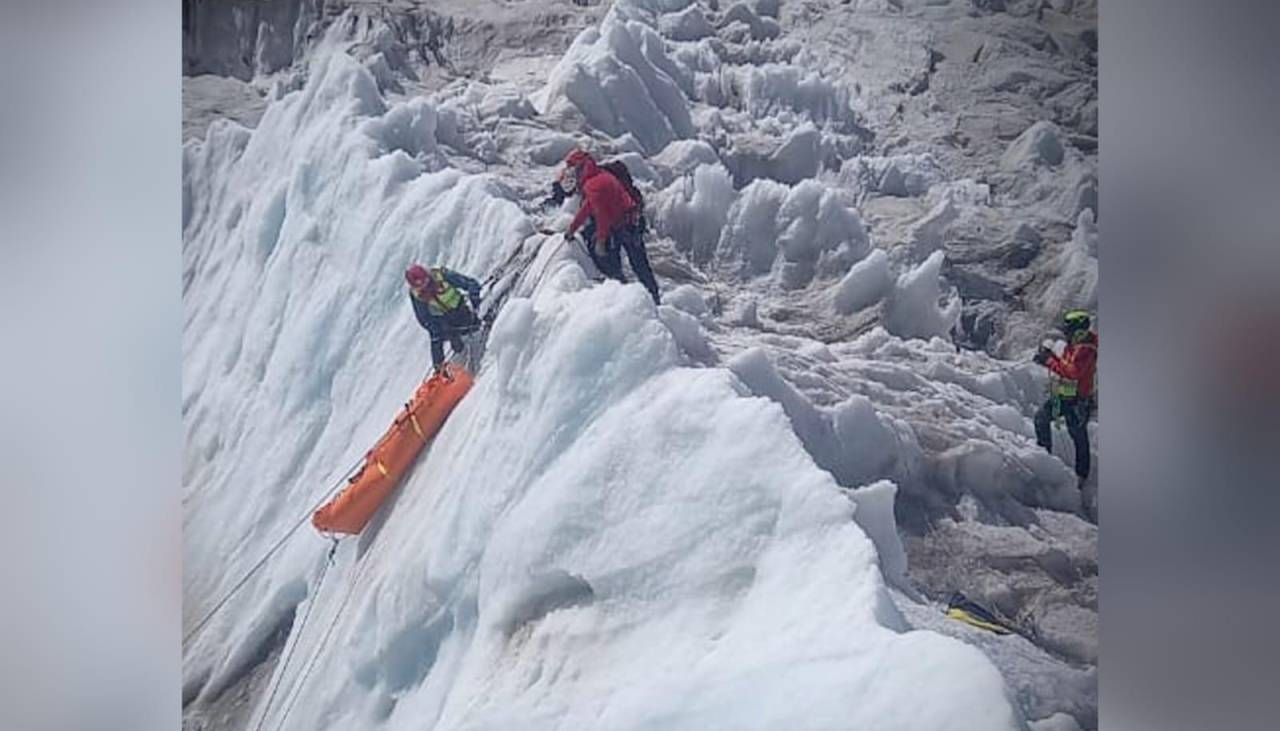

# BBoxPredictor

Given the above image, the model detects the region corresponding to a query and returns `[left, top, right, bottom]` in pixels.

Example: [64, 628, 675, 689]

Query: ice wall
[182, 26, 1026, 731]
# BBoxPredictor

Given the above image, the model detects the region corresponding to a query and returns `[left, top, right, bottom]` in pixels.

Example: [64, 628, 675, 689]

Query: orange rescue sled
[312, 363, 474, 535]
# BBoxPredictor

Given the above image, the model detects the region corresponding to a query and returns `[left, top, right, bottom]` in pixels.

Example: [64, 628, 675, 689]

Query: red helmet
[564, 148, 594, 170]
[404, 264, 429, 288]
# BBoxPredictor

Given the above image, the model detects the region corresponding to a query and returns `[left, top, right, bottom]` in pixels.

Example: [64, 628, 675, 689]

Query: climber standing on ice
[559, 149, 661, 305]
[1033, 309, 1098, 486]
[405, 264, 482, 374]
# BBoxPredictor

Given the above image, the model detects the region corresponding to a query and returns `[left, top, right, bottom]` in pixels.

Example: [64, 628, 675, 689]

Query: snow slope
[184, 0, 1099, 728]
[183, 21, 1024, 731]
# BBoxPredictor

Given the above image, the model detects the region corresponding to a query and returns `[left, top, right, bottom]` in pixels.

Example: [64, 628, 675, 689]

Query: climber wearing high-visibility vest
[1033, 309, 1098, 485]
[405, 263, 482, 374]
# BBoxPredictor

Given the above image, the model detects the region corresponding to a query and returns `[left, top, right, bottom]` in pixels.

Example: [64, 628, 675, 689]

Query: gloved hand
[1033, 346, 1052, 365]
[542, 181, 567, 209]
[469, 293, 481, 311]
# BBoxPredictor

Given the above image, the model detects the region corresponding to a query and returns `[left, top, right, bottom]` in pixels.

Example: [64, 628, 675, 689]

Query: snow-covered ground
[183, 0, 1097, 728]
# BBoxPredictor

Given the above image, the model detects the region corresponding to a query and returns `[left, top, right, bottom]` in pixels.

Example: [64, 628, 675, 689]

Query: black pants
[1034, 396, 1092, 479]
[429, 306, 479, 366]
[586, 222, 660, 305]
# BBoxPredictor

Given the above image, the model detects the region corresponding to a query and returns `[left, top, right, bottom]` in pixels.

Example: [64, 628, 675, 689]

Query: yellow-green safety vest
[1051, 341, 1097, 400]
[1052, 377, 1079, 399]
[421, 268, 464, 316]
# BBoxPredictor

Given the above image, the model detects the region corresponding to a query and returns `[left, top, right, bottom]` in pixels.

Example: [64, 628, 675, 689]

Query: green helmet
[1062, 309, 1091, 334]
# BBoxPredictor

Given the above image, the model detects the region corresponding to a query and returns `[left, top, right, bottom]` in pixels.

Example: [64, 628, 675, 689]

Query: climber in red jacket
[1033, 309, 1098, 484]
[561, 149, 660, 304]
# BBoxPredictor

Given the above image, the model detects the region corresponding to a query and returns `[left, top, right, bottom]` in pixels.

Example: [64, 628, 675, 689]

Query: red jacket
[1047, 332, 1098, 398]
[568, 158, 637, 244]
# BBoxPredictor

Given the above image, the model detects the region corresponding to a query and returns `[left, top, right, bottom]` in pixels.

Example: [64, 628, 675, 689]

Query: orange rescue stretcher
[312, 363, 474, 535]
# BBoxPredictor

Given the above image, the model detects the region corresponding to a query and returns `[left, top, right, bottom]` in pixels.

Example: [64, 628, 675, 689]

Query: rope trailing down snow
[249, 540, 339, 731]
[185, 228, 561, 648]
[264, 526, 391, 731]
[182, 458, 363, 646]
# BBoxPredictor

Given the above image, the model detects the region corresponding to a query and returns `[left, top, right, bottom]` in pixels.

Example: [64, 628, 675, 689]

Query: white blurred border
[1104, 1, 1280, 729]
[0, 1, 180, 729]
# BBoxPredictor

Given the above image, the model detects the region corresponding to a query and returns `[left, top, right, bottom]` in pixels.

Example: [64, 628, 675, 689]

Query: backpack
[602, 159, 644, 213]
[601, 159, 647, 232]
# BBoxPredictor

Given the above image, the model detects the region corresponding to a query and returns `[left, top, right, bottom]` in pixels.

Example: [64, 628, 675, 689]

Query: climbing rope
[188, 218, 562, 729]
[522, 232, 572, 297]
[470, 229, 569, 343]
[268, 532, 385, 731]
[186, 351, 480, 647]
[197, 225, 576, 731]
[249, 539, 339, 731]
[479, 233, 534, 293]
[182, 455, 364, 646]
[265, 404, 471, 731]
[438, 231, 564, 378]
